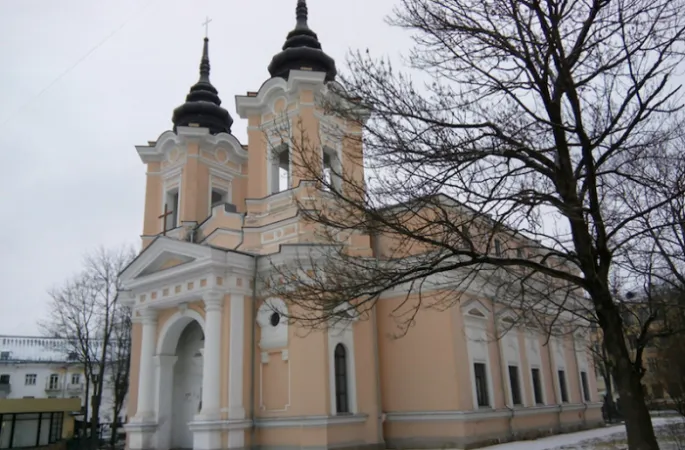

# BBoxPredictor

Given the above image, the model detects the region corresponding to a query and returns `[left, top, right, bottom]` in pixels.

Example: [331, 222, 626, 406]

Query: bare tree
[107, 302, 132, 449]
[42, 246, 135, 448]
[260, 1, 685, 449]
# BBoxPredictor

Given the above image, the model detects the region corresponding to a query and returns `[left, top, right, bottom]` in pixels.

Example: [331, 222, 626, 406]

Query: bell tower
[136, 37, 248, 246]
[235, 0, 365, 202]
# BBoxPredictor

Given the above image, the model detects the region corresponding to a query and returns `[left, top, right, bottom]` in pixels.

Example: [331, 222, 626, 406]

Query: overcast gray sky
[0, 0, 408, 334]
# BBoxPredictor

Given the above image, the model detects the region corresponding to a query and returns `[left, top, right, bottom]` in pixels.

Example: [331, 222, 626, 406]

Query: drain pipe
[492, 312, 514, 441]
[249, 255, 259, 449]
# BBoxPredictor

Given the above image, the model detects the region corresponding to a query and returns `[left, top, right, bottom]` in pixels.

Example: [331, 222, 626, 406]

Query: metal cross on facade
[158, 203, 173, 236]
[202, 16, 212, 38]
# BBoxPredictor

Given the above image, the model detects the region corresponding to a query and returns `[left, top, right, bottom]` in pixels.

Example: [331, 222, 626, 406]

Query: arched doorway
[170, 320, 204, 449]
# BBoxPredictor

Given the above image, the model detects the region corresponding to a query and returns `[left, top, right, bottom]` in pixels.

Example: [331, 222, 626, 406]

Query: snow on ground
[482, 417, 685, 450]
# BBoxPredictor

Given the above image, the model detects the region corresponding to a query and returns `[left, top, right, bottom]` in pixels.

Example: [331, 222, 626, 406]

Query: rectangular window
[49, 412, 63, 443]
[48, 374, 59, 390]
[210, 188, 229, 209]
[531, 368, 544, 404]
[558, 370, 569, 403]
[508, 365, 522, 405]
[580, 371, 591, 402]
[0, 352, 8, 361]
[473, 363, 490, 407]
[70, 374, 80, 385]
[494, 239, 502, 256]
[0, 374, 9, 385]
[164, 190, 180, 230]
[516, 248, 524, 258]
[25, 374, 36, 386]
[11, 413, 39, 448]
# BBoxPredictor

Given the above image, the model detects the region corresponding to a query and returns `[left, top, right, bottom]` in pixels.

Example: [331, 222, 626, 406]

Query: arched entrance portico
[155, 310, 206, 450]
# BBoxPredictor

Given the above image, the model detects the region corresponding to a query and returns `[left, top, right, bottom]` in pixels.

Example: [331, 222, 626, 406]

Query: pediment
[460, 298, 491, 318]
[119, 237, 213, 284]
[137, 252, 196, 277]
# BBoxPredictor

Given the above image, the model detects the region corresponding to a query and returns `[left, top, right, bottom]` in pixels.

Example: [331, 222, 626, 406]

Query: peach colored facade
[121, 14, 602, 450]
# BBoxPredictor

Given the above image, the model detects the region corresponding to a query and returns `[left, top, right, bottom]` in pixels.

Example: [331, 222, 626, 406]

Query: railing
[66, 382, 84, 393]
[45, 378, 62, 391]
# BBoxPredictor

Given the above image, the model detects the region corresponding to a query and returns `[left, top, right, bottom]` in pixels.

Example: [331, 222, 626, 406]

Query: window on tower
[270, 144, 291, 194]
[165, 189, 180, 230]
[211, 188, 228, 208]
[322, 148, 342, 192]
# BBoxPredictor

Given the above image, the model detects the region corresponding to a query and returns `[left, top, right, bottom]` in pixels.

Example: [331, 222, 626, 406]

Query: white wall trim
[155, 308, 206, 355]
[463, 314, 495, 410]
[384, 404, 600, 423]
[255, 414, 367, 428]
[328, 315, 359, 416]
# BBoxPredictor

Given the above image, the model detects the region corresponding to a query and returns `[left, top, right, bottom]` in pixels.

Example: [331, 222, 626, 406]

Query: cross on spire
[202, 16, 212, 38]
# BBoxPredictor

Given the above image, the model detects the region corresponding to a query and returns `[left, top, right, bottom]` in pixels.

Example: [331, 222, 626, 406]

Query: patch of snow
[482, 417, 683, 450]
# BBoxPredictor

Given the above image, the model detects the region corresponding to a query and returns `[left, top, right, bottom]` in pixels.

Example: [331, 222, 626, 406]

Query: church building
[120, 2, 603, 449]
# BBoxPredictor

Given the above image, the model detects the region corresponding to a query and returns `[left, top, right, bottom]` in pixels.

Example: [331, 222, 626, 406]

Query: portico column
[133, 308, 157, 420]
[199, 291, 224, 419]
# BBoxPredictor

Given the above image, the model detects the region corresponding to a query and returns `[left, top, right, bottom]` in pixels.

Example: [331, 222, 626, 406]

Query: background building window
[531, 368, 544, 404]
[508, 366, 522, 405]
[558, 370, 569, 403]
[473, 363, 490, 407]
[24, 374, 36, 386]
[70, 374, 80, 386]
[580, 371, 591, 402]
[48, 374, 59, 390]
[334, 344, 349, 414]
[0, 352, 9, 361]
[494, 239, 502, 256]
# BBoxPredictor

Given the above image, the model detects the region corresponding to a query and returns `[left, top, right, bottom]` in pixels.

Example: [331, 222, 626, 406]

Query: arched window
[334, 344, 349, 414]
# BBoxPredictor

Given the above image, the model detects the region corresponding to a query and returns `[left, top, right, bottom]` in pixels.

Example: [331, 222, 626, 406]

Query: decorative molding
[155, 308, 206, 355]
[255, 414, 368, 428]
[259, 348, 292, 412]
[384, 405, 598, 422]
[187, 419, 252, 432]
[328, 303, 358, 416]
[257, 298, 288, 350]
[235, 71, 327, 118]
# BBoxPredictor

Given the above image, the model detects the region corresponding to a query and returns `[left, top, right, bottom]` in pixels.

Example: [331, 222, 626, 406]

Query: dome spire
[198, 37, 211, 83]
[267, 0, 337, 82]
[295, 0, 308, 30]
[172, 37, 233, 135]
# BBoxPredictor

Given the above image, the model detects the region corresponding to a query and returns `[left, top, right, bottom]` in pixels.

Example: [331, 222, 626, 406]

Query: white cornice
[135, 128, 247, 165]
[235, 71, 326, 118]
[119, 238, 255, 298]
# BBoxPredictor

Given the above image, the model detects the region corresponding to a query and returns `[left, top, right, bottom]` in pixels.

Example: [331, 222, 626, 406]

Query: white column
[227, 294, 246, 449]
[154, 355, 177, 450]
[135, 309, 158, 420]
[199, 291, 224, 419]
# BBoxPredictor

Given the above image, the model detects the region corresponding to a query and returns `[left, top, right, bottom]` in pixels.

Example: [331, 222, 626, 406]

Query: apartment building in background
[0, 335, 124, 425]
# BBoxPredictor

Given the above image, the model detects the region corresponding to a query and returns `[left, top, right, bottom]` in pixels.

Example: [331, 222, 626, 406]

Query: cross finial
[202, 16, 212, 38]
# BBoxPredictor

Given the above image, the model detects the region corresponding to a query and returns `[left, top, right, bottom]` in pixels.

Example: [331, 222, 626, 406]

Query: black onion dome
[267, 0, 337, 82]
[172, 38, 233, 135]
